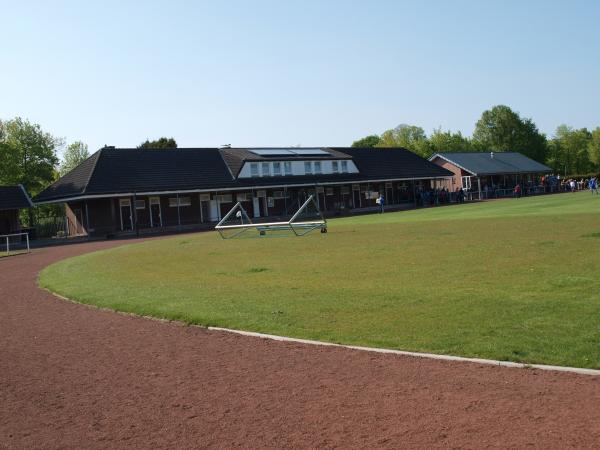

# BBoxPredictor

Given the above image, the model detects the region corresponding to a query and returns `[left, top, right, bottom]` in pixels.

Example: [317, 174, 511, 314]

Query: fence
[0, 232, 30, 256]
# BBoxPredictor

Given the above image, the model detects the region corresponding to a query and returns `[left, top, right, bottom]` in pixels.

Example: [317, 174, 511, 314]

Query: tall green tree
[429, 128, 472, 153]
[60, 141, 90, 175]
[376, 124, 432, 157]
[549, 125, 592, 175]
[351, 135, 381, 147]
[0, 117, 61, 196]
[472, 105, 547, 162]
[138, 137, 177, 149]
[588, 127, 600, 172]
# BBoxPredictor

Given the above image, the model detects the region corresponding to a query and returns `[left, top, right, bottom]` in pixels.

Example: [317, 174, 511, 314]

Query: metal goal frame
[215, 195, 327, 239]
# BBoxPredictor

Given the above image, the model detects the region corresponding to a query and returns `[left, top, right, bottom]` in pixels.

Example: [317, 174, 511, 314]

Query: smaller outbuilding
[0, 185, 33, 234]
[429, 152, 553, 199]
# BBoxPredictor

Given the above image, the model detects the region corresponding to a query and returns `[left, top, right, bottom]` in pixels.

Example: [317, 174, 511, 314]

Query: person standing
[377, 194, 385, 213]
[514, 183, 522, 198]
[590, 177, 598, 195]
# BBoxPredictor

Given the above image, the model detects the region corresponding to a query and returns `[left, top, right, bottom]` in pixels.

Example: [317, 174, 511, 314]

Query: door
[252, 197, 260, 218]
[149, 197, 162, 227]
[209, 200, 219, 221]
[385, 183, 393, 205]
[119, 199, 133, 231]
[352, 185, 361, 208]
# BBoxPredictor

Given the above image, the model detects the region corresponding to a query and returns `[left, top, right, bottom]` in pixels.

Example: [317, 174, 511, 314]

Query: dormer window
[284, 161, 292, 175]
[273, 162, 281, 176]
[341, 160, 348, 173]
[332, 161, 339, 173]
[262, 162, 270, 176]
[304, 161, 313, 175]
[250, 163, 259, 177]
[314, 161, 322, 174]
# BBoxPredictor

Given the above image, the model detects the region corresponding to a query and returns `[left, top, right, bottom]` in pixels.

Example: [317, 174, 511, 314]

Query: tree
[549, 125, 592, 175]
[351, 135, 381, 147]
[429, 128, 472, 153]
[0, 117, 61, 196]
[376, 124, 432, 157]
[138, 137, 177, 149]
[60, 141, 90, 175]
[472, 105, 547, 162]
[588, 127, 600, 172]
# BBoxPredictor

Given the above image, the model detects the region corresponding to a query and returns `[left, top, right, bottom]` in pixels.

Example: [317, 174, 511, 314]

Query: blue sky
[2, 0, 599, 154]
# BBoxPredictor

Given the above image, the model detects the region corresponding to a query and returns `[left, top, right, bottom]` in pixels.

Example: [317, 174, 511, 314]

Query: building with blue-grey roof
[429, 152, 552, 199]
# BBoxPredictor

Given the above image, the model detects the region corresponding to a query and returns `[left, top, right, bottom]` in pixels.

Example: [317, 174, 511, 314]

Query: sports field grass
[40, 192, 600, 368]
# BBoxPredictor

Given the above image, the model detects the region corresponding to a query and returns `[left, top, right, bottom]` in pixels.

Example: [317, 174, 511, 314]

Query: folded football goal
[215, 194, 327, 239]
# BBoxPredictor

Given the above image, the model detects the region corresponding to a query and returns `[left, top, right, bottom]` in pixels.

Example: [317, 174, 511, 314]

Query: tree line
[352, 105, 600, 176]
[0, 116, 177, 200]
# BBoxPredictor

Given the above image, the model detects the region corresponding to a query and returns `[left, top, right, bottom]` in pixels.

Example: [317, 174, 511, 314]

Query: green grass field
[40, 192, 600, 368]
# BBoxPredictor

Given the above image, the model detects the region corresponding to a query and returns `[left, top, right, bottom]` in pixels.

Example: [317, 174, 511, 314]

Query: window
[169, 196, 191, 207]
[273, 162, 281, 176]
[326, 187, 334, 196]
[314, 161, 322, 174]
[217, 194, 232, 203]
[236, 193, 252, 202]
[341, 160, 348, 173]
[135, 200, 145, 209]
[199, 193, 211, 201]
[341, 186, 350, 194]
[332, 161, 339, 173]
[284, 161, 292, 175]
[262, 162, 270, 176]
[250, 163, 259, 177]
[273, 191, 285, 199]
[304, 161, 313, 174]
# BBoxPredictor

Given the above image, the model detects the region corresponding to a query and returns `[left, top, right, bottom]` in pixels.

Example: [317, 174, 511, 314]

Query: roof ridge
[216, 148, 236, 180]
[18, 184, 33, 207]
[81, 148, 104, 195]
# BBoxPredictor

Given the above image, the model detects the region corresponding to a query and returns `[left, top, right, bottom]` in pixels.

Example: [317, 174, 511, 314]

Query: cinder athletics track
[1, 239, 600, 449]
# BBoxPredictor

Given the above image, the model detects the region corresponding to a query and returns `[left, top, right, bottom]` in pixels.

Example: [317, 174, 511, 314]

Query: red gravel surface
[1, 238, 600, 449]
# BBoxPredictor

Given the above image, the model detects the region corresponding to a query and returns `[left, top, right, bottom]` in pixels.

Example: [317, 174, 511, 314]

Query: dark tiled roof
[34, 147, 452, 203]
[0, 185, 33, 210]
[432, 152, 552, 176]
[334, 148, 452, 179]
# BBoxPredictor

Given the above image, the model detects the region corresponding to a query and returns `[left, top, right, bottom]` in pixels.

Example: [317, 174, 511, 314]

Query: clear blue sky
[2, 0, 599, 154]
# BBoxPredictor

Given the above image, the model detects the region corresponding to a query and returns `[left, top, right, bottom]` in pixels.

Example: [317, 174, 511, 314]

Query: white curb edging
[208, 327, 600, 377]
[45, 290, 600, 377]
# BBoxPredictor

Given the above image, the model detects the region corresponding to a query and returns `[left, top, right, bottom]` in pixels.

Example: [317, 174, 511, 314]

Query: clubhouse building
[429, 152, 552, 199]
[34, 146, 452, 237]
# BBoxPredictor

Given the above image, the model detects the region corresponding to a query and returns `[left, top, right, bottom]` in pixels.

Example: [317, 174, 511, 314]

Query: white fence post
[5, 236, 8, 255]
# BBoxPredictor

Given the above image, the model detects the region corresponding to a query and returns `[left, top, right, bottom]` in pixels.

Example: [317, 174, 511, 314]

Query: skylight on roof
[289, 149, 328, 155]
[250, 149, 295, 156]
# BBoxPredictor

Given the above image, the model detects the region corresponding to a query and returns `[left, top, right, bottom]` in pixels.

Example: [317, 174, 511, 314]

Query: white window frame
[149, 197, 162, 227]
[261, 162, 271, 177]
[250, 163, 259, 177]
[119, 198, 132, 231]
[341, 160, 348, 173]
[314, 161, 322, 174]
[332, 161, 339, 173]
[304, 161, 313, 175]
[273, 162, 281, 176]
[169, 196, 191, 207]
[135, 199, 145, 210]
[284, 161, 292, 175]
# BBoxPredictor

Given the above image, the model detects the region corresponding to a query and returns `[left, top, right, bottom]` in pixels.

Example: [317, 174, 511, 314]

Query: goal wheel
[320, 227, 328, 234]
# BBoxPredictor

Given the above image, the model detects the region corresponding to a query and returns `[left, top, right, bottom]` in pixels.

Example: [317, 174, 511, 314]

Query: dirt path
[1, 238, 599, 449]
